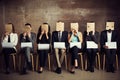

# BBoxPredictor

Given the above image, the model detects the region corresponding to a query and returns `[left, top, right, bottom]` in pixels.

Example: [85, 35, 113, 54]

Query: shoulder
[11, 33, 18, 36]
[101, 30, 106, 34]
[95, 31, 99, 34]
[78, 31, 82, 34]
[52, 31, 57, 34]
[31, 32, 36, 36]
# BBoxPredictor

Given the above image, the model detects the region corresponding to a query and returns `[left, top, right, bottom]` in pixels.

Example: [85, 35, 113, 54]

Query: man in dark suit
[83, 22, 99, 72]
[100, 22, 118, 73]
[52, 21, 68, 74]
[19, 23, 36, 74]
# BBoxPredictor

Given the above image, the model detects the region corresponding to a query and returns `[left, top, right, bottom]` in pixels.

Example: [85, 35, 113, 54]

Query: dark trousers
[70, 46, 79, 66]
[105, 49, 116, 69]
[2, 48, 16, 69]
[86, 49, 97, 68]
[38, 50, 48, 67]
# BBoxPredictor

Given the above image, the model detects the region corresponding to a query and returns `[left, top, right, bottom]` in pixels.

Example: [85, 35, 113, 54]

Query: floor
[0, 67, 120, 80]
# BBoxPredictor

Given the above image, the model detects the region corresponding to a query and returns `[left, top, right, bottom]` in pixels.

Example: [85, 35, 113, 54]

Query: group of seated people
[1, 21, 118, 75]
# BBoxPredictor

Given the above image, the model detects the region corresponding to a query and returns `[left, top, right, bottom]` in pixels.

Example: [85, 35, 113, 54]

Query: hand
[103, 45, 108, 49]
[89, 31, 93, 35]
[5, 32, 9, 37]
[23, 32, 27, 37]
[45, 30, 48, 35]
[27, 32, 31, 38]
[73, 30, 77, 36]
[41, 30, 44, 35]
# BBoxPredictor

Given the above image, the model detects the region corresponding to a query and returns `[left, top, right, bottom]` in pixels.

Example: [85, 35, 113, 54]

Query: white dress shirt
[2, 32, 18, 49]
[107, 32, 112, 42]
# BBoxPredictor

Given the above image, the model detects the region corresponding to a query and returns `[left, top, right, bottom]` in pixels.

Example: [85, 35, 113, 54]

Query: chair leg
[64, 55, 67, 70]
[31, 54, 34, 71]
[36, 55, 39, 71]
[12, 54, 16, 71]
[97, 54, 101, 70]
[19, 55, 22, 72]
[85, 57, 87, 70]
[103, 54, 105, 70]
[48, 54, 51, 71]
[80, 54, 83, 70]
[116, 54, 118, 70]
[95, 56, 97, 68]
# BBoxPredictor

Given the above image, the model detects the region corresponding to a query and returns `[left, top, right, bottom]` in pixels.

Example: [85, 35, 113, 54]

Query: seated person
[100, 21, 117, 73]
[83, 22, 99, 72]
[1, 23, 18, 74]
[68, 23, 83, 73]
[36, 23, 51, 73]
[52, 21, 68, 74]
[19, 23, 36, 74]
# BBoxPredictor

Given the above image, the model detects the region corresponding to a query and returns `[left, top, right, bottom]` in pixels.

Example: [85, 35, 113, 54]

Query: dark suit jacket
[83, 31, 99, 52]
[52, 31, 68, 48]
[100, 30, 118, 53]
[36, 32, 51, 44]
[19, 32, 36, 52]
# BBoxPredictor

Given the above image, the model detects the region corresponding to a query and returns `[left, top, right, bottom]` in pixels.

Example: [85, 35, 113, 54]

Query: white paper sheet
[38, 44, 50, 50]
[87, 41, 98, 49]
[21, 42, 32, 48]
[105, 42, 117, 49]
[54, 42, 65, 49]
[2, 42, 14, 48]
[70, 42, 81, 49]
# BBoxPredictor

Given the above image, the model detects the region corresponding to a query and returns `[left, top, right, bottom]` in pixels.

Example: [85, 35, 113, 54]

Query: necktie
[8, 35, 10, 42]
[58, 32, 61, 41]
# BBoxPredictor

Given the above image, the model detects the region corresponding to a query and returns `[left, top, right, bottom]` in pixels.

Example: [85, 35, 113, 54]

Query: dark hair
[7, 23, 15, 33]
[38, 23, 50, 33]
[25, 23, 32, 27]
[57, 20, 63, 23]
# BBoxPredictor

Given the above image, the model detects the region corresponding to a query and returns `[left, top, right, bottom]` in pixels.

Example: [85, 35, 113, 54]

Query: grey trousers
[22, 47, 32, 68]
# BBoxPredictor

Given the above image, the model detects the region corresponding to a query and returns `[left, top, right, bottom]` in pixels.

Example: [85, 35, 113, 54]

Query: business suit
[1, 33, 18, 73]
[83, 31, 99, 72]
[52, 31, 68, 73]
[100, 30, 117, 72]
[36, 32, 51, 68]
[19, 32, 36, 71]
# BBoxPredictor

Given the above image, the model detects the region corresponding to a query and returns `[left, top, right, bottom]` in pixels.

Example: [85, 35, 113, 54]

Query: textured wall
[0, 0, 120, 50]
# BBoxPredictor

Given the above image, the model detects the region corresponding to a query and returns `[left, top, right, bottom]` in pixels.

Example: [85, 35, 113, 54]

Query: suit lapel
[105, 31, 107, 42]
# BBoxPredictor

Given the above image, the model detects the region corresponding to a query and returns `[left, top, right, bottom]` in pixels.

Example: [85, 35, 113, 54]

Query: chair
[78, 53, 84, 70]
[10, 53, 16, 71]
[36, 53, 51, 71]
[103, 54, 118, 70]
[85, 52, 101, 70]
[19, 53, 35, 71]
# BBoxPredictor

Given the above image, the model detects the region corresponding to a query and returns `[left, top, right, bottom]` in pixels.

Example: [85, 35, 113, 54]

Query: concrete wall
[0, 0, 120, 50]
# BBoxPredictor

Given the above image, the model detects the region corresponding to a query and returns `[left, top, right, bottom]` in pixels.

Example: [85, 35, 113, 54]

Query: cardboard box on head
[41, 24, 48, 32]
[5, 24, 13, 33]
[106, 22, 114, 30]
[87, 22, 95, 33]
[56, 22, 64, 31]
[70, 23, 79, 32]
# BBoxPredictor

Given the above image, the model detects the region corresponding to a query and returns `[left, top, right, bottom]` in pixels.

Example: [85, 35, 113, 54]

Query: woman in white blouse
[1, 23, 18, 74]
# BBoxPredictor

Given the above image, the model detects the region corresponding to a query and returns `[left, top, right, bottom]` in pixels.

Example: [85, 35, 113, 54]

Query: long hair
[8, 23, 15, 33]
[38, 23, 50, 34]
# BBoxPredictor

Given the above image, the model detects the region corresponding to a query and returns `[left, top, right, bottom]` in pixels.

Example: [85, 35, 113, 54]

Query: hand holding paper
[70, 42, 81, 49]
[54, 42, 65, 49]
[38, 44, 50, 50]
[87, 41, 98, 49]
[105, 42, 117, 49]
[21, 42, 32, 48]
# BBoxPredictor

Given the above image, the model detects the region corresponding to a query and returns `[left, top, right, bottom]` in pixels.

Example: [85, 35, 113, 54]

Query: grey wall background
[0, 0, 120, 51]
